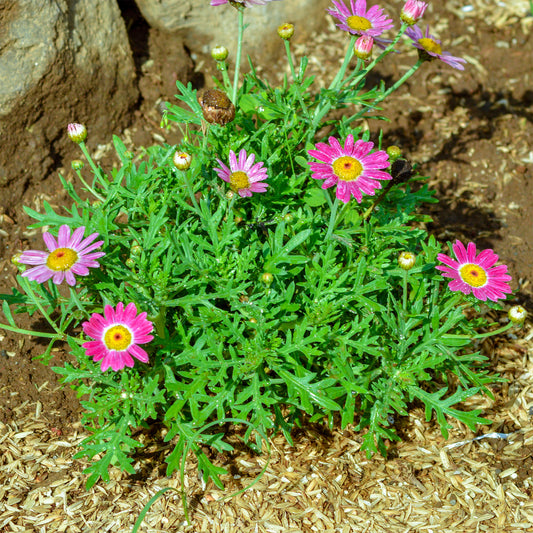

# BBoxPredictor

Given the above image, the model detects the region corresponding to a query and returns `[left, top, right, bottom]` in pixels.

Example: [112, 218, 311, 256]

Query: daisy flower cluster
[16, 140, 154, 372]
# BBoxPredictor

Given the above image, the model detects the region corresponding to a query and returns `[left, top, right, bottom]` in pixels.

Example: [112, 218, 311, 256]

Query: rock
[0, 0, 138, 211]
[133, 0, 331, 63]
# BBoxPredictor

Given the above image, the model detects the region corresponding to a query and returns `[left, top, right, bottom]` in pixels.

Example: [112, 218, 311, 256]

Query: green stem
[78, 142, 108, 189]
[19, 277, 64, 336]
[0, 322, 61, 339]
[152, 307, 167, 338]
[232, 8, 245, 104]
[328, 35, 357, 90]
[284, 41, 310, 119]
[370, 58, 425, 108]
[74, 169, 105, 202]
[325, 196, 340, 240]
[443, 320, 516, 342]
[351, 25, 409, 88]
[402, 269, 408, 312]
[219, 61, 233, 95]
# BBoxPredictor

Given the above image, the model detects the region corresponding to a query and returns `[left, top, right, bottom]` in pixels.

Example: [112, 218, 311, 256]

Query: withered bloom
[198, 88, 236, 126]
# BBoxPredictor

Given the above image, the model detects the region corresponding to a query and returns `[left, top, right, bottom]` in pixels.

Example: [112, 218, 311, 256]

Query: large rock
[0, 0, 138, 211]
[134, 0, 331, 62]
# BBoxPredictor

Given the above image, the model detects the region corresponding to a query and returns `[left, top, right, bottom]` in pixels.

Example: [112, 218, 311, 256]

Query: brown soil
[0, 2, 532, 529]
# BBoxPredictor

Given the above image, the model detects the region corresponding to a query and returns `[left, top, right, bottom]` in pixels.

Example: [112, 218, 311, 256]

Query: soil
[0, 0, 532, 468]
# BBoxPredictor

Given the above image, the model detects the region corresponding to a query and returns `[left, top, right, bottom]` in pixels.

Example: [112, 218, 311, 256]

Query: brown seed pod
[197, 88, 236, 126]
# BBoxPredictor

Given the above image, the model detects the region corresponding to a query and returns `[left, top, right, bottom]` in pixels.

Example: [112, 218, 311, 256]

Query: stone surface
[0, 0, 138, 208]
[134, 0, 331, 63]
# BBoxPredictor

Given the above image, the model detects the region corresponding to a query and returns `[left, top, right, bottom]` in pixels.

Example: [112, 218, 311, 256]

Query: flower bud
[226, 190, 235, 200]
[71, 159, 84, 171]
[125, 258, 135, 268]
[354, 36, 373, 61]
[67, 123, 87, 143]
[283, 212, 294, 223]
[398, 251, 416, 270]
[508, 305, 527, 325]
[386, 146, 402, 162]
[260, 272, 274, 285]
[198, 88, 235, 126]
[211, 45, 229, 62]
[173, 151, 192, 170]
[11, 252, 22, 266]
[401, 0, 428, 26]
[130, 244, 142, 256]
[278, 23, 294, 40]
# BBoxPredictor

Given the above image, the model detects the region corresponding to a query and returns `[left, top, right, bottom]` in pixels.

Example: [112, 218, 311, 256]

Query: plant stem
[74, 169, 105, 202]
[232, 8, 245, 104]
[326, 196, 340, 240]
[329, 35, 357, 90]
[78, 142, 108, 190]
[402, 269, 408, 312]
[284, 40, 310, 119]
[219, 61, 233, 95]
[370, 58, 425, 108]
[351, 25, 409, 88]
[0, 322, 61, 339]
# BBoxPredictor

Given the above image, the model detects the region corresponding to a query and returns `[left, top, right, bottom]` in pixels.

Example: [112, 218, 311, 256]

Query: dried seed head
[198, 88, 236, 126]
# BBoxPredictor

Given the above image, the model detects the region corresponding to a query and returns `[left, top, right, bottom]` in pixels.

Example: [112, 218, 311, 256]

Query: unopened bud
[260, 272, 274, 285]
[401, 0, 428, 26]
[386, 146, 402, 162]
[71, 159, 84, 171]
[277, 23, 294, 40]
[508, 305, 527, 325]
[67, 123, 87, 143]
[211, 45, 229, 62]
[173, 151, 192, 170]
[354, 35, 373, 61]
[398, 251, 416, 270]
[198, 88, 235, 126]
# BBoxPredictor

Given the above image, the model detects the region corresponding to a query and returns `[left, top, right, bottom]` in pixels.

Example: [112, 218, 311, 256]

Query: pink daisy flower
[214, 149, 269, 198]
[307, 135, 392, 203]
[327, 0, 394, 38]
[405, 25, 467, 70]
[82, 303, 154, 372]
[211, 0, 282, 6]
[19, 224, 105, 287]
[436, 240, 512, 302]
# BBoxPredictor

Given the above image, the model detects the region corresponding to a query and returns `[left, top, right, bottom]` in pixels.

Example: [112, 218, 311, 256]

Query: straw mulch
[1, 326, 533, 533]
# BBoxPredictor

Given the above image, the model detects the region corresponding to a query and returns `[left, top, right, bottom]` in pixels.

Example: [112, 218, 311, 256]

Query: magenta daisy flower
[406, 25, 467, 70]
[307, 135, 392, 203]
[327, 0, 393, 37]
[19, 225, 105, 286]
[82, 303, 154, 372]
[211, 0, 281, 6]
[214, 149, 269, 198]
[436, 240, 512, 302]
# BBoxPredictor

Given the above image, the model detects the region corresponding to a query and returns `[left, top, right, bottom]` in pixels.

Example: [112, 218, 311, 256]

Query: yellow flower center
[332, 156, 363, 182]
[347, 16, 372, 32]
[46, 248, 78, 271]
[459, 263, 487, 288]
[230, 171, 250, 192]
[418, 38, 442, 55]
[104, 325, 132, 351]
